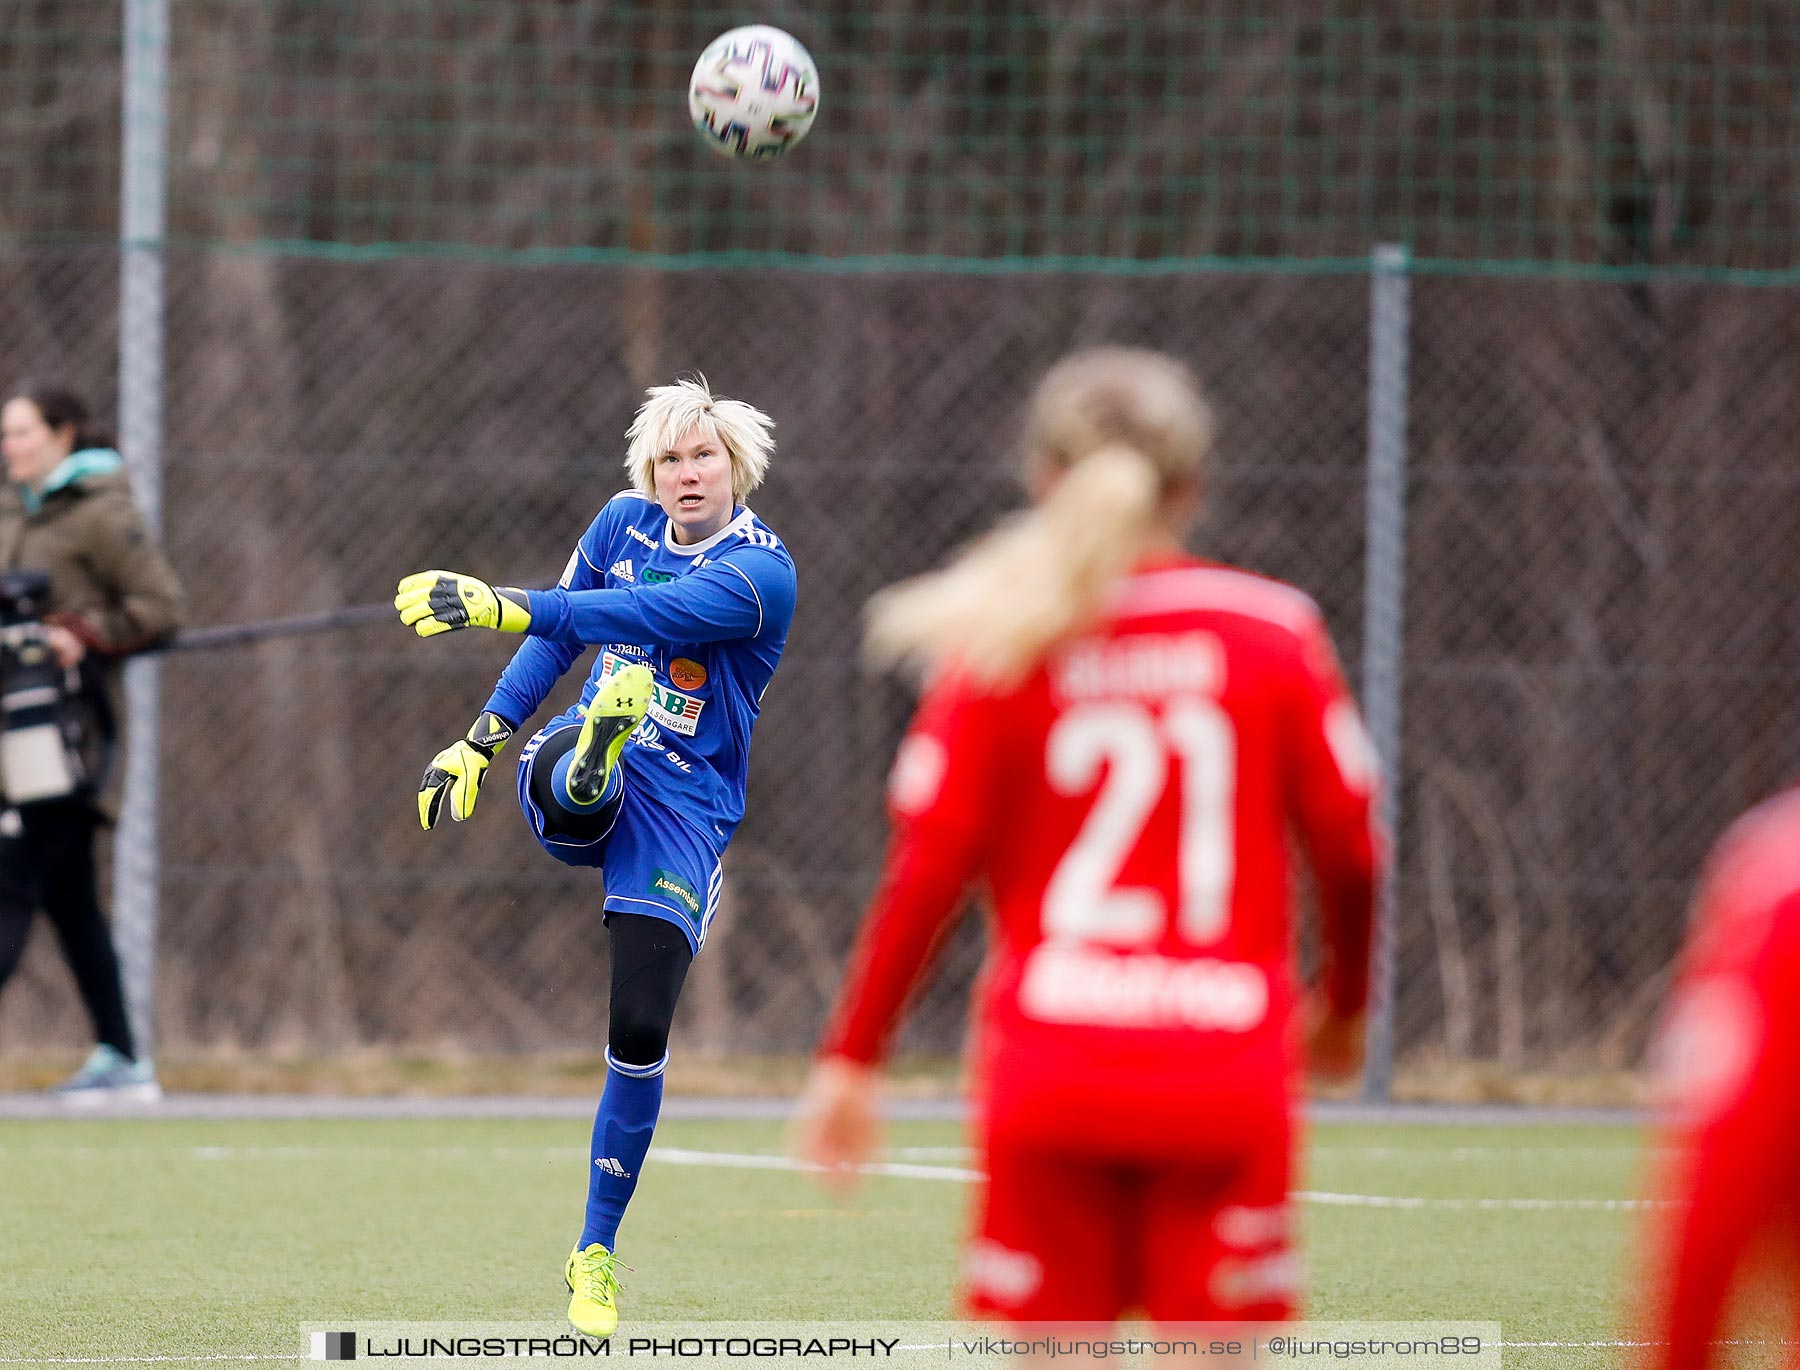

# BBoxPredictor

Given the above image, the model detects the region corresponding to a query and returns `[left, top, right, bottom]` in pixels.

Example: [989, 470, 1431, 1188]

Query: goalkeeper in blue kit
[395, 377, 797, 1338]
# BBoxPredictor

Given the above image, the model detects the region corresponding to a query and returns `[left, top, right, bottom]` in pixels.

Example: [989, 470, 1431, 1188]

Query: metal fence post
[115, 0, 171, 1064]
[1361, 243, 1411, 1101]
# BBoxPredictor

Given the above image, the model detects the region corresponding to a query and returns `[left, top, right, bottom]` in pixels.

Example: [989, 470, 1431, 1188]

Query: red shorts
[959, 1128, 1298, 1326]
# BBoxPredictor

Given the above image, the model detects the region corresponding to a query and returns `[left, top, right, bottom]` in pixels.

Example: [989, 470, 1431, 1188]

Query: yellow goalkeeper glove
[418, 711, 515, 829]
[395, 569, 532, 638]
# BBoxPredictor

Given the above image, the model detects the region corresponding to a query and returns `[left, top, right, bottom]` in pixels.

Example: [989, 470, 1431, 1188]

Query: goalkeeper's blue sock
[551, 747, 624, 812]
[579, 1050, 666, 1251]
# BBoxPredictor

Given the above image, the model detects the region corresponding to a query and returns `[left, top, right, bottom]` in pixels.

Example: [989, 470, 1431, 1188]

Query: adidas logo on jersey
[594, 1157, 632, 1179]
[609, 559, 635, 583]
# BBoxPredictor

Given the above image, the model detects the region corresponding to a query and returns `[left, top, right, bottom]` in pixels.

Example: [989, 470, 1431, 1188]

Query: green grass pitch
[0, 1115, 1691, 1369]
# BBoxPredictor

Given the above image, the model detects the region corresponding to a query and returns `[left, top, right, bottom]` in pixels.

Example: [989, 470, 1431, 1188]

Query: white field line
[655, 1146, 984, 1183]
[0, 1142, 1654, 1162]
[656, 1147, 1666, 1209]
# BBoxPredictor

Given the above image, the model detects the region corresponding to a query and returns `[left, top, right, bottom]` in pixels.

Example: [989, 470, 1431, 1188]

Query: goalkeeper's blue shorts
[516, 719, 724, 953]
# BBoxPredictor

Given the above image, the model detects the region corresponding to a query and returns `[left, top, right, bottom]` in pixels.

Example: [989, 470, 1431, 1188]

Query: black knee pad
[606, 913, 693, 1067]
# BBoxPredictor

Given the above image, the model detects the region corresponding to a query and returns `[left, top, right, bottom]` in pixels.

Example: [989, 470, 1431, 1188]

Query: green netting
[2, 2, 1797, 272]
[0, 2, 123, 241]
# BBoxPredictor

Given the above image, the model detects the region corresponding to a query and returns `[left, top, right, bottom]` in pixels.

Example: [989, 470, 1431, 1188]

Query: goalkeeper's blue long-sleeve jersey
[484, 490, 797, 842]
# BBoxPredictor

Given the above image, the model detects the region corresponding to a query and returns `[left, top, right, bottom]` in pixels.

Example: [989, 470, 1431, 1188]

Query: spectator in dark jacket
[0, 381, 184, 1101]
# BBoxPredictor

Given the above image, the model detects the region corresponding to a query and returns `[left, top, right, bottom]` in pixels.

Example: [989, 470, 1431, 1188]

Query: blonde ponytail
[866, 445, 1160, 687]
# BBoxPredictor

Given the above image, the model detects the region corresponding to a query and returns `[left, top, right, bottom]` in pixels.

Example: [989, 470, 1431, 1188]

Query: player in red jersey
[793, 347, 1383, 1327]
[1635, 787, 1800, 1369]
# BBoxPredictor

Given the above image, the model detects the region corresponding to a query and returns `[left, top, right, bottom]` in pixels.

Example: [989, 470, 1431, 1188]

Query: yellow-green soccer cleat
[565, 1243, 622, 1339]
[564, 664, 654, 806]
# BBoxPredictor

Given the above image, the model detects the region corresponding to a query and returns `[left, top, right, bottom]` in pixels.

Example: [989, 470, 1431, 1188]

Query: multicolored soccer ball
[688, 26, 820, 160]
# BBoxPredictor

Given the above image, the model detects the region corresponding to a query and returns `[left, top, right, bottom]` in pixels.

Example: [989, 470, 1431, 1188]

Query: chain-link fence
[0, 3, 1796, 1080]
[10, 2, 1798, 269]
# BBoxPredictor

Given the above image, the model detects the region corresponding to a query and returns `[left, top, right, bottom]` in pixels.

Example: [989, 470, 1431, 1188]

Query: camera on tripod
[0, 570, 103, 805]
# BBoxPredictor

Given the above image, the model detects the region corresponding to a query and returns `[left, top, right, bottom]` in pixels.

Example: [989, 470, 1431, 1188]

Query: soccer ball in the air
[688, 26, 820, 160]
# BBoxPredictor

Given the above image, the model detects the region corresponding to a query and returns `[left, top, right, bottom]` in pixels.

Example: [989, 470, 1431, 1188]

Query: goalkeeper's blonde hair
[867, 347, 1214, 687]
[625, 374, 775, 504]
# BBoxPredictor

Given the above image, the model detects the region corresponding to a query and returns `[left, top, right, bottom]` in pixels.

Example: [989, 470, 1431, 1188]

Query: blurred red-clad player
[1636, 787, 1800, 1369]
[793, 348, 1384, 1326]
